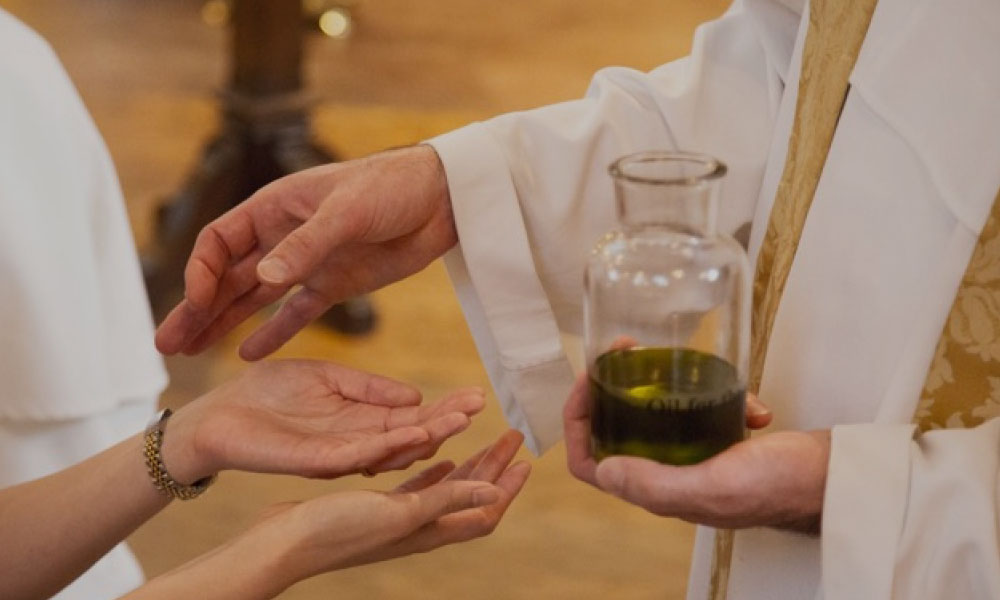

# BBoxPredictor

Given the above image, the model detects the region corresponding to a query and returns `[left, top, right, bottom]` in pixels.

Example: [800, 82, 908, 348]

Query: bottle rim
[608, 151, 727, 186]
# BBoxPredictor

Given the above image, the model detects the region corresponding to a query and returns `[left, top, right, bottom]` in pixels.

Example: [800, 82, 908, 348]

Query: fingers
[256, 203, 356, 287]
[421, 413, 474, 446]
[593, 456, 702, 518]
[494, 460, 532, 498]
[407, 480, 502, 524]
[402, 460, 531, 554]
[307, 426, 431, 478]
[563, 372, 598, 487]
[363, 412, 472, 474]
[157, 248, 285, 355]
[393, 461, 456, 493]
[182, 282, 290, 355]
[155, 301, 207, 355]
[379, 427, 524, 497]
[745, 393, 773, 430]
[382, 388, 484, 430]
[562, 372, 592, 422]
[256, 220, 326, 287]
[608, 336, 639, 351]
[319, 387, 484, 478]
[464, 429, 525, 482]
[239, 287, 333, 361]
[411, 388, 485, 424]
[445, 447, 490, 481]
[156, 212, 262, 354]
[317, 363, 423, 408]
[353, 455, 531, 566]
[185, 210, 260, 309]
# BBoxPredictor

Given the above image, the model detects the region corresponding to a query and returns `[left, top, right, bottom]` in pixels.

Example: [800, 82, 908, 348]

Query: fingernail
[443, 412, 471, 433]
[258, 258, 289, 284]
[747, 402, 771, 417]
[472, 486, 500, 506]
[595, 459, 625, 493]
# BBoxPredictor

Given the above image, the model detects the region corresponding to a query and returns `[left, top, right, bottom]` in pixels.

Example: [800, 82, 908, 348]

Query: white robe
[0, 9, 168, 598]
[428, 0, 1000, 597]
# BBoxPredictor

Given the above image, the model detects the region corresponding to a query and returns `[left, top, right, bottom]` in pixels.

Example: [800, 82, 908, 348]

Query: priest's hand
[159, 359, 484, 485]
[563, 373, 829, 533]
[154, 144, 455, 361]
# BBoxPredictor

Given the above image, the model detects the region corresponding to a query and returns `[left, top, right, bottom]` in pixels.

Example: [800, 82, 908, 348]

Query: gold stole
[710, 0, 1000, 597]
[915, 202, 1000, 430]
[711, 0, 879, 597]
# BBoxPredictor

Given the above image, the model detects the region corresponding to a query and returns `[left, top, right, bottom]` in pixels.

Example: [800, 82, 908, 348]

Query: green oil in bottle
[589, 347, 745, 465]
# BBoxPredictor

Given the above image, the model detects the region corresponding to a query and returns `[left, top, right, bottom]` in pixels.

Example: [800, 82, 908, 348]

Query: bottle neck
[615, 178, 719, 237]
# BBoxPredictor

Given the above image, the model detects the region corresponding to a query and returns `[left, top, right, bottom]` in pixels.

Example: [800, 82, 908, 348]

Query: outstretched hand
[564, 372, 829, 532]
[161, 359, 485, 485]
[155, 145, 456, 361]
[127, 430, 531, 600]
[253, 430, 531, 583]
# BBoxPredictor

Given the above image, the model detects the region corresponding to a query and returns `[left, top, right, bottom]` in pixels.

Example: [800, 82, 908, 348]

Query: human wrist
[136, 523, 300, 600]
[773, 429, 830, 535]
[247, 505, 322, 587]
[413, 143, 458, 248]
[231, 520, 303, 597]
[414, 143, 451, 200]
[155, 404, 217, 487]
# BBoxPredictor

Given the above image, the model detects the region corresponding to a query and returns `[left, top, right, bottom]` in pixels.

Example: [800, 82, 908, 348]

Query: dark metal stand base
[143, 101, 376, 336]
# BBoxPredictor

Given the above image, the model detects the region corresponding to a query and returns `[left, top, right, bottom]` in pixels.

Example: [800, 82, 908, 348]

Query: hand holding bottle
[564, 371, 828, 533]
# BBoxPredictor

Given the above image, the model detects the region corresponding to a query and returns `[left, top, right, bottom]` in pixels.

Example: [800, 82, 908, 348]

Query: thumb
[257, 210, 351, 286]
[595, 456, 686, 515]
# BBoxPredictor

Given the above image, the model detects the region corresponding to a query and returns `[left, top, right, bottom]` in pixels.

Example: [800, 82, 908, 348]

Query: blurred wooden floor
[3, 1, 728, 598]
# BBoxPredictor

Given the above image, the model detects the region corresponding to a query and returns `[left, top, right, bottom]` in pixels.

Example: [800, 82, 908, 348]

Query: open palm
[256, 430, 531, 582]
[164, 359, 484, 483]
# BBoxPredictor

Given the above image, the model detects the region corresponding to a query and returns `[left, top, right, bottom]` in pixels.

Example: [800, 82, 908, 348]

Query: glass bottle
[584, 151, 750, 465]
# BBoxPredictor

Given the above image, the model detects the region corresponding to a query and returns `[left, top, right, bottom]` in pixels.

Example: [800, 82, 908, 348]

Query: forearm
[0, 434, 170, 600]
[121, 520, 298, 600]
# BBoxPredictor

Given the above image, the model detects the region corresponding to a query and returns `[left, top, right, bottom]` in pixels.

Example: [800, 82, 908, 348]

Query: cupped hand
[161, 359, 485, 484]
[563, 372, 827, 532]
[155, 145, 455, 361]
[259, 430, 531, 582]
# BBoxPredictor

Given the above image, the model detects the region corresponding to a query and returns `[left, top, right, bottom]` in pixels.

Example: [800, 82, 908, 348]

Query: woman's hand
[563, 372, 828, 532]
[160, 359, 485, 484]
[125, 431, 530, 600]
[255, 430, 531, 584]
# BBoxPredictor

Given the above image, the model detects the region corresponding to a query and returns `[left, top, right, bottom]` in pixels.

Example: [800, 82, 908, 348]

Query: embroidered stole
[915, 201, 1000, 429]
[711, 0, 879, 597]
[710, 0, 1000, 596]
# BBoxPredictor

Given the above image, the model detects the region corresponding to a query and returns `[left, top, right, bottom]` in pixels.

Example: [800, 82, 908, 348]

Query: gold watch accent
[143, 408, 215, 500]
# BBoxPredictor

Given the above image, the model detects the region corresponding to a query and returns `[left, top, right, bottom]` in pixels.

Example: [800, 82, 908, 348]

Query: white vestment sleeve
[428, 0, 796, 452]
[823, 420, 1000, 599]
